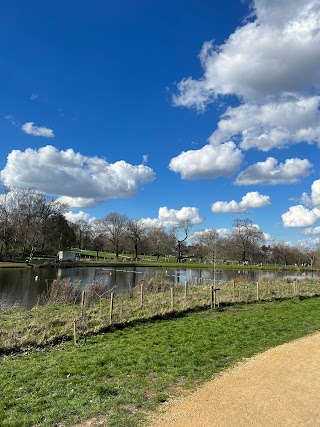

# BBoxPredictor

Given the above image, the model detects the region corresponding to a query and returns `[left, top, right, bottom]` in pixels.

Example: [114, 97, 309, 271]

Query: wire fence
[1, 274, 320, 351]
[72, 274, 320, 345]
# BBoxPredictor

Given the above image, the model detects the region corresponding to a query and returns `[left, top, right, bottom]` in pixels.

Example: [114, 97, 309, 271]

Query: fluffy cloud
[302, 226, 320, 235]
[173, 1, 320, 106]
[21, 122, 55, 137]
[211, 191, 271, 214]
[190, 228, 231, 241]
[299, 180, 320, 208]
[173, 0, 320, 153]
[310, 180, 320, 207]
[64, 211, 95, 224]
[210, 97, 320, 151]
[140, 206, 203, 228]
[235, 157, 313, 185]
[282, 205, 320, 228]
[1, 145, 155, 208]
[262, 232, 272, 241]
[169, 142, 243, 179]
[282, 179, 320, 228]
[57, 197, 97, 209]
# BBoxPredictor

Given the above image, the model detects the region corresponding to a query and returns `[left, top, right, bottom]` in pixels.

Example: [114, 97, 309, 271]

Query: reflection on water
[0, 266, 319, 308]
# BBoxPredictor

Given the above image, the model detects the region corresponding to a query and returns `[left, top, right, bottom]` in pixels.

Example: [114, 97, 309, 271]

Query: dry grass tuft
[47, 278, 82, 304]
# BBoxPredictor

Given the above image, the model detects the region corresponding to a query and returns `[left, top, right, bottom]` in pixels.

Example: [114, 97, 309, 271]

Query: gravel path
[149, 332, 320, 427]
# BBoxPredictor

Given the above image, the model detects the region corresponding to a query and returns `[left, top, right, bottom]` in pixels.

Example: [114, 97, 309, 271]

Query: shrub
[47, 278, 82, 304]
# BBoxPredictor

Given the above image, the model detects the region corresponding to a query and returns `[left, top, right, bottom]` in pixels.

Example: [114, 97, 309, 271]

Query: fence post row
[68, 276, 318, 348]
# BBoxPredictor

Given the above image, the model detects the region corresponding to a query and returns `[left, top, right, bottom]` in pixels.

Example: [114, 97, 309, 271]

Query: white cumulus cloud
[173, 0, 320, 153]
[310, 179, 320, 206]
[299, 180, 320, 208]
[190, 228, 231, 241]
[169, 142, 243, 180]
[210, 97, 320, 151]
[211, 191, 271, 214]
[302, 226, 320, 235]
[140, 206, 203, 229]
[64, 211, 95, 223]
[173, 1, 320, 106]
[282, 179, 320, 228]
[235, 157, 313, 185]
[21, 122, 55, 137]
[1, 145, 155, 208]
[282, 205, 320, 228]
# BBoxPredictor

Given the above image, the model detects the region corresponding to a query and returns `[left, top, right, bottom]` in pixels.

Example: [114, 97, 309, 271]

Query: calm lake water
[1, 266, 319, 308]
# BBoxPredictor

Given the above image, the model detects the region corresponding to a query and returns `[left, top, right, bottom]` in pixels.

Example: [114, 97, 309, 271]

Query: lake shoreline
[0, 259, 316, 272]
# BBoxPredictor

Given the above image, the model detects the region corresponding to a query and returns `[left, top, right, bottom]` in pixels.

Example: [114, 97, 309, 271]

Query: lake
[1, 266, 319, 308]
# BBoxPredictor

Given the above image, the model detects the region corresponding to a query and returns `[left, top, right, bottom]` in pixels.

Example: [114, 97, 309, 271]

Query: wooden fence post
[256, 282, 259, 301]
[80, 290, 86, 317]
[184, 281, 188, 305]
[109, 292, 114, 324]
[73, 319, 77, 346]
[140, 282, 144, 307]
[170, 286, 174, 311]
[232, 280, 235, 302]
[210, 285, 214, 309]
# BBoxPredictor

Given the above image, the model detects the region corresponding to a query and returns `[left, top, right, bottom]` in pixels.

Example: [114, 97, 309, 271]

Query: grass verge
[1, 277, 319, 353]
[0, 262, 29, 268]
[1, 297, 320, 426]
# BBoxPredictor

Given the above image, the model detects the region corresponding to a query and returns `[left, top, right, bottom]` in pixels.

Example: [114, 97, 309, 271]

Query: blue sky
[1, 0, 320, 245]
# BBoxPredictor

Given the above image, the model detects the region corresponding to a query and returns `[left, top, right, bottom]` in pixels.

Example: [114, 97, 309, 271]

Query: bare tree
[101, 213, 128, 259]
[172, 220, 193, 263]
[44, 213, 76, 252]
[71, 219, 92, 250]
[231, 218, 264, 264]
[192, 229, 219, 263]
[0, 187, 71, 258]
[92, 234, 106, 258]
[126, 219, 145, 261]
[143, 226, 176, 260]
[0, 187, 14, 258]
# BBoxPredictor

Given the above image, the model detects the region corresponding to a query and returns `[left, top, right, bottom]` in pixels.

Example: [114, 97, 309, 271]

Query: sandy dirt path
[149, 332, 320, 427]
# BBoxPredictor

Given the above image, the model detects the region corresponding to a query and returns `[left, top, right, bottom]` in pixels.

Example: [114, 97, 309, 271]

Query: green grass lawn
[0, 262, 29, 268]
[1, 297, 320, 427]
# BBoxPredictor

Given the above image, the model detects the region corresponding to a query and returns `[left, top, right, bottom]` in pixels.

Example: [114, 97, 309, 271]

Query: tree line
[0, 187, 318, 267]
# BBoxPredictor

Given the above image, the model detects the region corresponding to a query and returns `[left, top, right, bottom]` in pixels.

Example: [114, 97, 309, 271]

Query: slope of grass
[2, 277, 319, 353]
[1, 297, 320, 426]
[0, 262, 29, 268]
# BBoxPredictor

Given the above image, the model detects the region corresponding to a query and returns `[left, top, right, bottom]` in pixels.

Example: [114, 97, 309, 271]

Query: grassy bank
[0, 255, 313, 271]
[74, 258, 293, 271]
[1, 276, 320, 353]
[1, 297, 320, 426]
[0, 262, 29, 268]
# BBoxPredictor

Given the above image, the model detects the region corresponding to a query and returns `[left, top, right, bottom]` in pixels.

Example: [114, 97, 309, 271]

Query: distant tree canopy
[1, 187, 318, 266]
[0, 187, 75, 259]
[230, 218, 264, 263]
